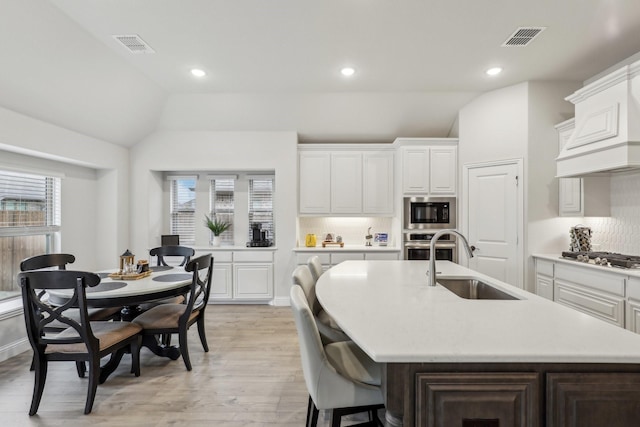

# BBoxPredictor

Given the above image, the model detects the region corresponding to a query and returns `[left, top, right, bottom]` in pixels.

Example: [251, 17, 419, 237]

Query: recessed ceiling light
[341, 67, 355, 77]
[486, 67, 503, 76]
[190, 68, 206, 78]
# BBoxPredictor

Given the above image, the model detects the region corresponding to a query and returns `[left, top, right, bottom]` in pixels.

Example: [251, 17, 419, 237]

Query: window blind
[248, 176, 274, 242]
[0, 170, 61, 235]
[209, 177, 235, 244]
[168, 176, 196, 245]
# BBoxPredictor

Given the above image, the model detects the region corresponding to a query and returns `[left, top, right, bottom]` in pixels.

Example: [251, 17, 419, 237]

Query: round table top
[47, 267, 193, 307]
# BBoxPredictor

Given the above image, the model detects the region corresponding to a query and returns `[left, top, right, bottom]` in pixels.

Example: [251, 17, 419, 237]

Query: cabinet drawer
[203, 251, 232, 263]
[295, 252, 331, 265]
[365, 252, 400, 261]
[536, 259, 554, 277]
[555, 263, 625, 296]
[331, 252, 365, 265]
[233, 251, 273, 263]
[554, 280, 624, 327]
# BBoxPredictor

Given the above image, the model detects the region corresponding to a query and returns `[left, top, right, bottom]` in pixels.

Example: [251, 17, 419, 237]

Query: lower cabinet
[416, 372, 539, 427]
[626, 278, 640, 333]
[201, 250, 274, 303]
[294, 250, 401, 273]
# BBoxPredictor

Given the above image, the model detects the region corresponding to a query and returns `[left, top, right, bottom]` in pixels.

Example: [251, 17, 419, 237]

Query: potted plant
[204, 214, 231, 247]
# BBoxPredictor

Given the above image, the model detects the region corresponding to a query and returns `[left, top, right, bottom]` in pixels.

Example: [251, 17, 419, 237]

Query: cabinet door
[233, 263, 273, 300]
[362, 151, 394, 214]
[536, 275, 554, 301]
[430, 146, 457, 194]
[559, 178, 582, 216]
[209, 263, 233, 301]
[402, 147, 430, 193]
[416, 372, 539, 427]
[330, 152, 362, 213]
[299, 151, 331, 214]
[626, 278, 640, 333]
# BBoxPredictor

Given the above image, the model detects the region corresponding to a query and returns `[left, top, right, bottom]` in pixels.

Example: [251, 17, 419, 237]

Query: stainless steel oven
[403, 231, 457, 262]
[403, 197, 456, 230]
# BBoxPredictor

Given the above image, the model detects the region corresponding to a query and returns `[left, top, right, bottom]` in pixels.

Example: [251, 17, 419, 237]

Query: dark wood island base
[383, 362, 640, 427]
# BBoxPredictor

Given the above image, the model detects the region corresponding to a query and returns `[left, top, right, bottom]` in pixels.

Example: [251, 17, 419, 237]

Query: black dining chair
[150, 245, 195, 267]
[20, 253, 122, 373]
[19, 270, 142, 415]
[133, 254, 214, 371]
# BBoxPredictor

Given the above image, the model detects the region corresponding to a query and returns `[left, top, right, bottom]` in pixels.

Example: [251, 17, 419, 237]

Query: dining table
[46, 265, 194, 380]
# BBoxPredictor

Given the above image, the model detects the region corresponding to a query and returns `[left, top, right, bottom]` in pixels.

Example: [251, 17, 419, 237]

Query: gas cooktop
[561, 251, 640, 269]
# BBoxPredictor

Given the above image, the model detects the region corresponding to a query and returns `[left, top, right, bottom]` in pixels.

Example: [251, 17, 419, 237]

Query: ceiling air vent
[112, 34, 155, 54]
[501, 27, 546, 47]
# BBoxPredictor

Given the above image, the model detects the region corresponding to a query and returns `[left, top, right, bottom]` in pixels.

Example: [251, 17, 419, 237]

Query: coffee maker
[247, 223, 272, 247]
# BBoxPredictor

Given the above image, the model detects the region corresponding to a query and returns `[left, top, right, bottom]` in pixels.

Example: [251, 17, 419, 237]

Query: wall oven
[403, 197, 456, 230]
[403, 232, 457, 262]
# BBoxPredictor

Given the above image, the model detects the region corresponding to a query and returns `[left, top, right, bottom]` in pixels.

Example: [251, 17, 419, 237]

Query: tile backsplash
[298, 217, 395, 247]
[585, 171, 640, 254]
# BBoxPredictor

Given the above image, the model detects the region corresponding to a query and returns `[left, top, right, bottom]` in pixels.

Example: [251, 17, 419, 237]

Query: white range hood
[556, 59, 640, 178]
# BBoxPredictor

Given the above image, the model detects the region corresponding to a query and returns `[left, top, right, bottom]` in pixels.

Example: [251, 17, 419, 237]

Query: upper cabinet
[299, 146, 394, 215]
[555, 119, 610, 217]
[399, 141, 457, 195]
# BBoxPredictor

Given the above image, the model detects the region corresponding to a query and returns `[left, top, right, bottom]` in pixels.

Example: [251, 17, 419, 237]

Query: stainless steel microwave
[403, 197, 456, 230]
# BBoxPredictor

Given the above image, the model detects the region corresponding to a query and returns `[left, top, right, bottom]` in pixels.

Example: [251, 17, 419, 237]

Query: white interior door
[464, 160, 522, 288]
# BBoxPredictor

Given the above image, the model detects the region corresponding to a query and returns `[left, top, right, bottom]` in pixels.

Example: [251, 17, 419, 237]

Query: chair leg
[76, 361, 86, 378]
[179, 328, 192, 371]
[29, 354, 47, 416]
[330, 408, 343, 427]
[197, 315, 209, 352]
[307, 395, 319, 427]
[131, 336, 141, 377]
[29, 353, 35, 372]
[85, 356, 100, 414]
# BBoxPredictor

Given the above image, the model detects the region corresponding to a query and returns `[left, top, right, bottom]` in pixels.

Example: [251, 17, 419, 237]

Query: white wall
[0, 106, 129, 362]
[458, 81, 582, 291]
[129, 131, 298, 305]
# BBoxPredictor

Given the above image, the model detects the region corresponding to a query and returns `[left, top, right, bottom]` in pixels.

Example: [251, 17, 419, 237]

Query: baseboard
[0, 338, 30, 363]
[271, 296, 290, 306]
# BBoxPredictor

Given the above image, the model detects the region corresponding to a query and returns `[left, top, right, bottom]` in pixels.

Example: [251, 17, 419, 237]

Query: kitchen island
[316, 260, 640, 426]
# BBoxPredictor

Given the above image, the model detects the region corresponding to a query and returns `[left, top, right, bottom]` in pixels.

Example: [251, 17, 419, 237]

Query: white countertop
[293, 245, 400, 252]
[533, 253, 640, 279]
[315, 260, 640, 364]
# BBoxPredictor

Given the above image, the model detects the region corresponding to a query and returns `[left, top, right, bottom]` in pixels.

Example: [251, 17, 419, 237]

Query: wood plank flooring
[0, 305, 375, 426]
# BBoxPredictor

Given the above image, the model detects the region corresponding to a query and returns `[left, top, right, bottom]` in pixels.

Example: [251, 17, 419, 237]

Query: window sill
[0, 298, 23, 321]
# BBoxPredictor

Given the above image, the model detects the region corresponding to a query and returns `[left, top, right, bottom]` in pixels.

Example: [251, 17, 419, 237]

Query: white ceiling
[2, 0, 640, 146]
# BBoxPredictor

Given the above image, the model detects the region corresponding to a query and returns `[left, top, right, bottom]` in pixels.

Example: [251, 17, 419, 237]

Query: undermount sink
[437, 278, 519, 300]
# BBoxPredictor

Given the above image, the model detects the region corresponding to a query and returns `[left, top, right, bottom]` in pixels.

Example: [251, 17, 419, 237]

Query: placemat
[150, 265, 174, 272]
[86, 282, 127, 293]
[152, 273, 191, 282]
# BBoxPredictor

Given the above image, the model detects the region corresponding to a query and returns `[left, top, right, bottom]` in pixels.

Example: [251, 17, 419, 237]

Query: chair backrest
[307, 256, 324, 282]
[149, 245, 195, 267]
[292, 265, 321, 315]
[19, 270, 101, 352]
[20, 253, 76, 272]
[181, 254, 214, 322]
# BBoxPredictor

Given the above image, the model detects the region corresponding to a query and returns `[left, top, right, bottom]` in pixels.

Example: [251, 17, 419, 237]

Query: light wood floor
[0, 305, 373, 426]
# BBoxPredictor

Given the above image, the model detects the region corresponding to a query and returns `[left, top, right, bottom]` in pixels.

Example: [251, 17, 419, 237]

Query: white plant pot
[211, 235, 221, 247]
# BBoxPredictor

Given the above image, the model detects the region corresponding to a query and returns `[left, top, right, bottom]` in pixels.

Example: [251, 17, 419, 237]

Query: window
[209, 177, 235, 244]
[0, 169, 61, 302]
[248, 176, 274, 243]
[169, 176, 196, 245]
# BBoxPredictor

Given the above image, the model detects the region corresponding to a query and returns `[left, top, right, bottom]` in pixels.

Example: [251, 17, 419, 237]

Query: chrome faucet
[427, 229, 474, 286]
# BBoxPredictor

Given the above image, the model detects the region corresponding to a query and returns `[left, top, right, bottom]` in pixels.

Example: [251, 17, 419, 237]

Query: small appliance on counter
[246, 222, 273, 247]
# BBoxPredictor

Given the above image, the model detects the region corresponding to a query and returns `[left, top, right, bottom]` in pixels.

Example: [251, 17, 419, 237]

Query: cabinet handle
[470, 245, 478, 252]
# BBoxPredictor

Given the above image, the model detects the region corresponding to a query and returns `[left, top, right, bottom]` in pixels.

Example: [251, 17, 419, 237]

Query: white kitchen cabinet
[429, 146, 457, 194]
[364, 252, 400, 261]
[400, 144, 457, 195]
[199, 249, 274, 302]
[554, 280, 625, 327]
[233, 263, 273, 300]
[298, 145, 394, 215]
[362, 151, 394, 214]
[626, 278, 640, 333]
[555, 119, 610, 217]
[299, 151, 331, 214]
[295, 250, 401, 270]
[330, 152, 363, 214]
[402, 146, 430, 193]
[534, 259, 554, 301]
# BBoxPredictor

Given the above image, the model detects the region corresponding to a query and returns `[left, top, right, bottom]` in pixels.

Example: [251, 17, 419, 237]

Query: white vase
[211, 235, 221, 247]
